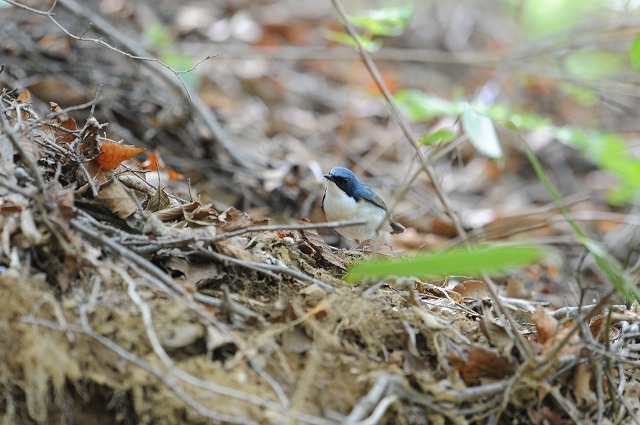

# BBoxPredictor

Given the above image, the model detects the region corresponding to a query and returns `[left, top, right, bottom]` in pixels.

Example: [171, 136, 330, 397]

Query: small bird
[322, 166, 404, 243]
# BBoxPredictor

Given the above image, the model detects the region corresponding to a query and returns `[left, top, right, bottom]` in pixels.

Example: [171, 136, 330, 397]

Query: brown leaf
[531, 305, 559, 353]
[452, 279, 490, 300]
[97, 179, 138, 219]
[15, 91, 32, 119]
[215, 236, 261, 262]
[17, 90, 31, 103]
[49, 102, 77, 144]
[57, 255, 80, 292]
[297, 218, 346, 270]
[479, 303, 514, 357]
[96, 139, 146, 171]
[142, 150, 184, 180]
[78, 117, 101, 159]
[572, 362, 596, 407]
[153, 200, 204, 222]
[217, 207, 268, 231]
[145, 180, 171, 212]
[531, 305, 583, 356]
[447, 344, 516, 385]
[504, 277, 532, 299]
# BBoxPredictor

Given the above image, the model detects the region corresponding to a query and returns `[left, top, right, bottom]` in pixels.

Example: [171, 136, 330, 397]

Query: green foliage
[327, 5, 412, 52]
[559, 83, 598, 106]
[395, 89, 640, 204]
[631, 33, 640, 69]
[507, 0, 601, 37]
[420, 128, 455, 145]
[394, 91, 461, 121]
[347, 244, 544, 282]
[323, 30, 382, 52]
[348, 7, 413, 37]
[510, 125, 640, 302]
[461, 106, 502, 158]
[564, 50, 623, 80]
[144, 24, 200, 90]
[145, 24, 174, 49]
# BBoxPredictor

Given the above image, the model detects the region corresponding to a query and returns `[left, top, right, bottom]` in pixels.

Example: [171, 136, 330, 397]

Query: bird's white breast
[323, 181, 392, 241]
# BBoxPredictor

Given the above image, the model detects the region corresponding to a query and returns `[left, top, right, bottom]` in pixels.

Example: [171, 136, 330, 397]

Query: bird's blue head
[324, 167, 375, 201]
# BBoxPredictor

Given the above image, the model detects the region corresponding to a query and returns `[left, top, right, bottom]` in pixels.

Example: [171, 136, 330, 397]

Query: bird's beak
[324, 173, 335, 182]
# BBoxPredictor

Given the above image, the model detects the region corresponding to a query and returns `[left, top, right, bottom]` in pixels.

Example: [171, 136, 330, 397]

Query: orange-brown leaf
[16, 91, 31, 120]
[50, 102, 77, 143]
[96, 140, 146, 171]
[141, 150, 184, 180]
[17, 91, 31, 103]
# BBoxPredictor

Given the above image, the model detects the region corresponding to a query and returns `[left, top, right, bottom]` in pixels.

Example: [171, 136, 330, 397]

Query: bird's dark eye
[336, 177, 347, 184]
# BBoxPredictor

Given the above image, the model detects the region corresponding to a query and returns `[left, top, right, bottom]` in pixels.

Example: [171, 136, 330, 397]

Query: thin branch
[199, 247, 338, 292]
[329, 0, 467, 240]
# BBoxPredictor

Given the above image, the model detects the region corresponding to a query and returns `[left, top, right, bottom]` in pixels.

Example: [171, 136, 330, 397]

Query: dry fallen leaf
[49, 102, 77, 144]
[504, 277, 532, 299]
[572, 362, 596, 407]
[145, 179, 171, 212]
[479, 303, 514, 357]
[142, 150, 184, 180]
[97, 179, 138, 219]
[297, 218, 346, 270]
[531, 305, 583, 356]
[78, 117, 101, 159]
[531, 305, 559, 354]
[447, 344, 516, 385]
[16, 90, 31, 103]
[452, 279, 490, 300]
[95, 139, 146, 171]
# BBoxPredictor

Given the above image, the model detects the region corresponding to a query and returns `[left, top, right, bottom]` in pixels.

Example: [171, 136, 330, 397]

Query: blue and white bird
[322, 166, 404, 242]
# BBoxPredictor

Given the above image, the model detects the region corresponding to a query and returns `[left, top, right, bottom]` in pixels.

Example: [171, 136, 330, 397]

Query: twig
[22, 313, 260, 425]
[210, 219, 367, 242]
[5, 0, 251, 167]
[0, 175, 33, 198]
[52, 0, 251, 167]
[344, 372, 392, 423]
[70, 217, 186, 298]
[330, 0, 466, 239]
[0, 99, 45, 190]
[329, 0, 535, 360]
[199, 247, 338, 293]
[118, 219, 367, 254]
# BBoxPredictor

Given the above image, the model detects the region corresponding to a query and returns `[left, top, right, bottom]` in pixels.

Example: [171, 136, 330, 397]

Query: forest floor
[1, 0, 640, 424]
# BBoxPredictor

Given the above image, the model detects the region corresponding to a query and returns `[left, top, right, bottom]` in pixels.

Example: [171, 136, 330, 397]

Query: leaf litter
[1, 90, 640, 423]
[1, 9, 640, 425]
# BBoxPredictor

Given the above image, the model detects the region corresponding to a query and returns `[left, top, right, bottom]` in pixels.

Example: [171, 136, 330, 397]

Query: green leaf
[559, 83, 598, 106]
[420, 129, 455, 145]
[631, 33, 640, 69]
[394, 90, 460, 121]
[145, 24, 174, 48]
[346, 244, 544, 282]
[461, 106, 503, 158]
[349, 6, 413, 37]
[323, 29, 382, 52]
[564, 50, 623, 80]
[517, 0, 599, 37]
